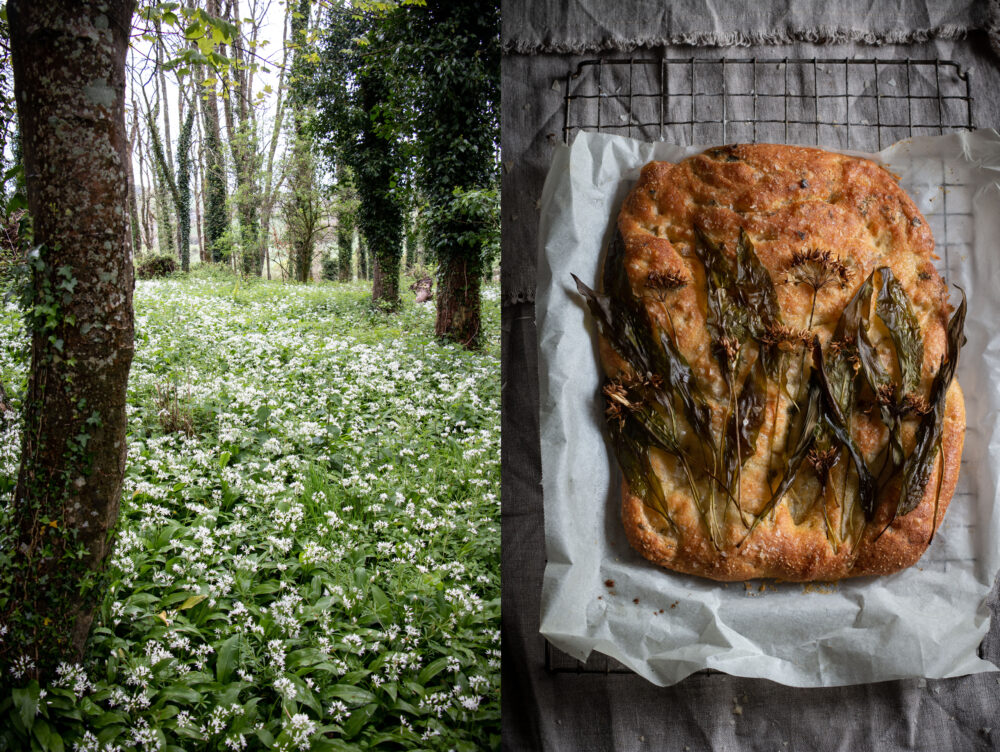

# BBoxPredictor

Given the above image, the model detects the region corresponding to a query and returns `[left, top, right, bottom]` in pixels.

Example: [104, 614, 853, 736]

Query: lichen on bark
[0, 0, 136, 682]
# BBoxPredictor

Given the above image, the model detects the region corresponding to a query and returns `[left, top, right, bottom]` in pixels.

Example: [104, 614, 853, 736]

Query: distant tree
[334, 171, 359, 281]
[147, 97, 196, 271]
[282, 130, 324, 283]
[313, 4, 407, 309]
[1, 0, 136, 680]
[221, 0, 264, 277]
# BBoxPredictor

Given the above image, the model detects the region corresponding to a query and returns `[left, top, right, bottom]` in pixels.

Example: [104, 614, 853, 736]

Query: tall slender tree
[148, 95, 196, 271]
[2, 0, 136, 679]
[313, 5, 406, 309]
[201, 0, 229, 263]
[222, 0, 263, 276]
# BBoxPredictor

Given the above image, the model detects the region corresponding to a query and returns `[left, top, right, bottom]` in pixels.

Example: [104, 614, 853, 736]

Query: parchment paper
[536, 129, 1000, 687]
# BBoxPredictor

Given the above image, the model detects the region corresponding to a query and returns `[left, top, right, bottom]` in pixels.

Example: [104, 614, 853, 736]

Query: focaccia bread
[575, 143, 967, 582]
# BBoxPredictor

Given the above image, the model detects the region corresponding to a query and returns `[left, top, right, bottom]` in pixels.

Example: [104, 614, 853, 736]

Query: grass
[0, 271, 500, 751]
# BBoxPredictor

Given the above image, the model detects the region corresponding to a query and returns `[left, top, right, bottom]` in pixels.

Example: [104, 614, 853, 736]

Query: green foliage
[138, 3, 238, 79]
[0, 275, 500, 749]
[312, 5, 407, 308]
[421, 187, 498, 278]
[320, 254, 338, 282]
[399, 0, 499, 225]
[136, 253, 177, 279]
[282, 131, 325, 284]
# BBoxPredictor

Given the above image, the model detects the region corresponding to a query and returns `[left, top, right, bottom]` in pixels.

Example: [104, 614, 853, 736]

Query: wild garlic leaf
[856, 272, 905, 473]
[693, 227, 748, 383]
[734, 229, 785, 378]
[724, 355, 767, 486]
[825, 273, 873, 416]
[656, 328, 715, 454]
[812, 340, 877, 520]
[876, 266, 924, 397]
[897, 289, 967, 517]
[610, 416, 678, 533]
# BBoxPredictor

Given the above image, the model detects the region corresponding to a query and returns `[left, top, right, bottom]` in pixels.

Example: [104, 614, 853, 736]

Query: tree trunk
[337, 216, 353, 282]
[176, 105, 194, 271]
[435, 255, 481, 348]
[194, 134, 205, 264]
[126, 112, 142, 255]
[4, 0, 136, 680]
[358, 236, 368, 280]
[134, 100, 154, 253]
[372, 253, 400, 310]
[220, 0, 261, 278]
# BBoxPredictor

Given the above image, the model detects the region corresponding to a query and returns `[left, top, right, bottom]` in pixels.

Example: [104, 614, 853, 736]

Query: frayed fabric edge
[501, 24, 974, 55]
[502, 289, 536, 307]
[988, 0, 1000, 57]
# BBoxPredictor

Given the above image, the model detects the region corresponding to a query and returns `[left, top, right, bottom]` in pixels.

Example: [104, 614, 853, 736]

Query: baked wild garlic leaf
[575, 226, 966, 550]
[897, 288, 967, 522]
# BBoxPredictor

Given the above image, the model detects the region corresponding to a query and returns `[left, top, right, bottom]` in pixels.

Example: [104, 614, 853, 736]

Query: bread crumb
[802, 582, 839, 594]
[605, 579, 615, 588]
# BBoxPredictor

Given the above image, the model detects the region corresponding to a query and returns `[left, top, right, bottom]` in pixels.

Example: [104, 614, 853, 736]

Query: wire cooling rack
[547, 55, 978, 676]
[563, 57, 973, 148]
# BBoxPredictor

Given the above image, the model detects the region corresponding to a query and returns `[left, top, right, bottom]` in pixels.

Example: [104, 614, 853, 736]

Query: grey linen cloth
[503, 0, 1000, 55]
[501, 2, 1000, 750]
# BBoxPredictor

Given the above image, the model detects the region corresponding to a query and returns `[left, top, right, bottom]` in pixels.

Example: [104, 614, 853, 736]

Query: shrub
[135, 253, 176, 279]
[185, 262, 241, 284]
[320, 253, 338, 281]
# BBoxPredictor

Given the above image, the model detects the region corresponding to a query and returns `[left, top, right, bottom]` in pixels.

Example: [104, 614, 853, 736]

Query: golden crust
[601, 144, 966, 581]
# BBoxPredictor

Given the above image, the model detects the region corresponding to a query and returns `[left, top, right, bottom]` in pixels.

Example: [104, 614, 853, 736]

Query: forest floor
[0, 269, 500, 751]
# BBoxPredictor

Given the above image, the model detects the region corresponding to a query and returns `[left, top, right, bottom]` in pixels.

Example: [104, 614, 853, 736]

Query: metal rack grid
[562, 57, 973, 149]
[547, 55, 978, 676]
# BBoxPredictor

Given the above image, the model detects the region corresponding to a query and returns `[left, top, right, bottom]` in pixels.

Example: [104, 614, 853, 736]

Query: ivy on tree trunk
[2, 0, 136, 681]
[404, 0, 498, 347]
[201, 0, 229, 264]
